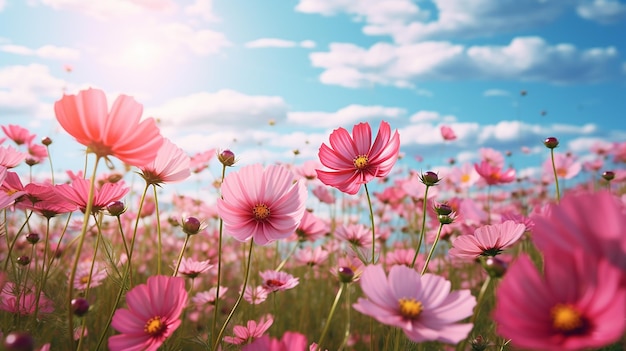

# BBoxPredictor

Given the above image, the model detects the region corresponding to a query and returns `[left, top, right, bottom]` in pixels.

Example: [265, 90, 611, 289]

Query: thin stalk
[410, 185, 430, 268]
[363, 184, 376, 264]
[152, 184, 163, 274]
[316, 283, 346, 351]
[421, 223, 444, 275]
[4, 211, 34, 271]
[67, 155, 100, 350]
[550, 148, 561, 203]
[172, 234, 192, 277]
[337, 284, 352, 351]
[211, 163, 228, 344]
[275, 242, 299, 272]
[212, 239, 254, 351]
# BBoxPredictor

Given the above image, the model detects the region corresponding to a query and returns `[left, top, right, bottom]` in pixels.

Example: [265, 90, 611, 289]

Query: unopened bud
[337, 266, 355, 283]
[543, 137, 559, 149]
[41, 137, 52, 146]
[419, 171, 440, 186]
[106, 201, 126, 216]
[602, 171, 615, 181]
[182, 217, 202, 235]
[218, 149, 236, 167]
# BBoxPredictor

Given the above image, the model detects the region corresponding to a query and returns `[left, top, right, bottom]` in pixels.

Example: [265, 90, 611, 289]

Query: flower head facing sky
[448, 220, 526, 260]
[108, 275, 188, 351]
[353, 264, 476, 344]
[54, 88, 163, 167]
[316, 121, 400, 195]
[217, 164, 307, 246]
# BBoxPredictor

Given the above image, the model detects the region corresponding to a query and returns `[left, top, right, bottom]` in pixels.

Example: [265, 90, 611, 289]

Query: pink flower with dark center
[259, 270, 299, 293]
[440, 125, 457, 141]
[494, 253, 626, 351]
[448, 220, 526, 260]
[223, 314, 273, 345]
[0, 283, 54, 316]
[2, 124, 36, 145]
[54, 88, 163, 167]
[295, 211, 329, 242]
[335, 223, 374, 248]
[139, 138, 190, 185]
[316, 121, 400, 195]
[217, 164, 307, 246]
[243, 331, 308, 351]
[353, 264, 476, 344]
[175, 257, 213, 279]
[108, 275, 188, 351]
[192, 287, 228, 307]
[56, 178, 129, 214]
[295, 246, 329, 266]
[243, 285, 269, 305]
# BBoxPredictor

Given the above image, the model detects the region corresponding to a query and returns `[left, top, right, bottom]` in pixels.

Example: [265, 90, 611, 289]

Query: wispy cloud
[1, 43, 80, 60]
[245, 38, 316, 49]
[288, 104, 405, 128]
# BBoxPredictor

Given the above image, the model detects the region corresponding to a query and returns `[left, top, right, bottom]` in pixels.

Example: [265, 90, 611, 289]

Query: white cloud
[245, 38, 316, 49]
[0, 0, 5, 11]
[37, 0, 177, 19]
[0, 43, 80, 60]
[577, 0, 626, 24]
[184, 0, 219, 22]
[551, 123, 597, 134]
[409, 110, 456, 123]
[296, 0, 424, 25]
[146, 89, 288, 130]
[288, 104, 405, 128]
[310, 37, 621, 88]
[483, 89, 510, 97]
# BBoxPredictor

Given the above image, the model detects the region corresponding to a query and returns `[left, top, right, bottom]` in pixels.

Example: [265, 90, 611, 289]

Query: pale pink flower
[353, 264, 476, 344]
[542, 152, 582, 181]
[56, 178, 129, 214]
[190, 148, 215, 173]
[317, 121, 400, 195]
[54, 88, 163, 167]
[2, 124, 35, 145]
[440, 125, 457, 141]
[448, 221, 526, 260]
[479, 147, 505, 167]
[295, 211, 329, 242]
[494, 253, 626, 351]
[217, 164, 307, 245]
[295, 246, 329, 266]
[312, 184, 335, 204]
[0, 145, 25, 168]
[73, 260, 108, 290]
[175, 257, 213, 279]
[294, 160, 323, 181]
[243, 331, 308, 351]
[109, 276, 188, 351]
[139, 138, 190, 184]
[0, 283, 54, 316]
[259, 270, 299, 293]
[243, 285, 269, 305]
[335, 223, 374, 248]
[474, 160, 516, 185]
[192, 287, 228, 307]
[223, 314, 273, 345]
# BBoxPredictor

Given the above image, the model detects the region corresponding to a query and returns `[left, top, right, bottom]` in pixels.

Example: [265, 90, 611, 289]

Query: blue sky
[1, 0, 625, 185]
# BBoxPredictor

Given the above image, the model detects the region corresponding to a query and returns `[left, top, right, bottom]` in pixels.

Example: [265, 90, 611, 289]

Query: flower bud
[106, 201, 126, 216]
[16, 255, 31, 266]
[71, 297, 90, 317]
[218, 149, 236, 167]
[419, 171, 440, 186]
[182, 216, 202, 235]
[483, 256, 508, 278]
[41, 137, 52, 146]
[438, 214, 455, 225]
[602, 171, 615, 181]
[543, 137, 559, 149]
[471, 335, 489, 351]
[25, 233, 40, 244]
[337, 266, 355, 283]
[4, 332, 34, 351]
[434, 203, 453, 216]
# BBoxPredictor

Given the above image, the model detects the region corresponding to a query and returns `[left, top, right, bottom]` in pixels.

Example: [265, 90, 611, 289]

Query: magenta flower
[260, 270, 299, 293]
[217, 164, 307, 245]
[448, 220, 526, 260]
[493, 253, 626, 351]
[532, 190, 626, 272]
[223, 314, 273, 345]
[56, 178, 129, 214]
[353, 264, 476, 344]
[2, 124, 36, 145]
[474, 160, 516, 185]
[316, 121, 400, 195]
[139, 138, 191, 185]
[0, 283, 54, 316]
[108, 275, 188, 351]
[54, 88, 163, 167]
[243, 331, 308, 351]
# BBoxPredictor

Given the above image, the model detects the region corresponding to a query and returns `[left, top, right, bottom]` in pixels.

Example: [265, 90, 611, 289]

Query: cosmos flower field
[0, 87, 625, 351]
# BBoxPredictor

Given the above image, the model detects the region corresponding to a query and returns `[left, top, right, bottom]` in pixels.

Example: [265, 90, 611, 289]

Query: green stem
[337, 284, 352, 351]
[550, 148, 561, 203]
[363, 183, 376, 264]
[152, 184, 163, 275]
[275, 242, 299, 272]
[4, 211, 34, 271]
[212, 239, 254, 351]
[421, 223, 444, 275]
[172, 234, 191, 277]
[211, 163, 227, 345]
[67, 155, 101, 350]
[410, 185, 430, 268]
[316, 283, 345, 351]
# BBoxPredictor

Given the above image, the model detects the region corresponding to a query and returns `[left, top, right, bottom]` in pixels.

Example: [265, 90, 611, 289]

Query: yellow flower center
[80, 276, 90, 284]
[551, 304, 584, 333]
[556, 168, 568, 178]
[252, 204, 271, 221]
[353, 155, 369, 170]
[461, 174, 470, 183]
[398, 298, 422, 319]
[144, 316, 166, 336]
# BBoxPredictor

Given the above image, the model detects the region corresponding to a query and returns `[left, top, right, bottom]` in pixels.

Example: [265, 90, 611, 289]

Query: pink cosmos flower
[542, 153, 582, 181]
[26, 143, 48, 165]
[316, 121, 400, 195]
[532, 190, 626, 272]
[109, 275, 188, 351]
[295, 211, 329, 242]
[0, 145, 26, 168]
[192, 287, 228, 308]
[474, 160, 516, 185]
[440, 125, 457, 141]
[493, 253, 626, 351]
[217, 164, 307, 245]
[175, 257, 213, 279]
[2, 124, 36, 145]
[56, 178, 129, 214]
[259, 270, 299, 293]
[223, 314, 273, 345]
[448, 220, 526, 260]
[335, 223, 374, 248]
[312, 184, 335, 204]
[139, 138, 191, 185]
[0, 283, 54, 316]
[295, 246, 329, 266]
[243, 285, 269, 305]
[243, 331, 308, 351]
[189, 149, 215, 173]
[54, 88, 163, 167]
[353, 264, 476, 344]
